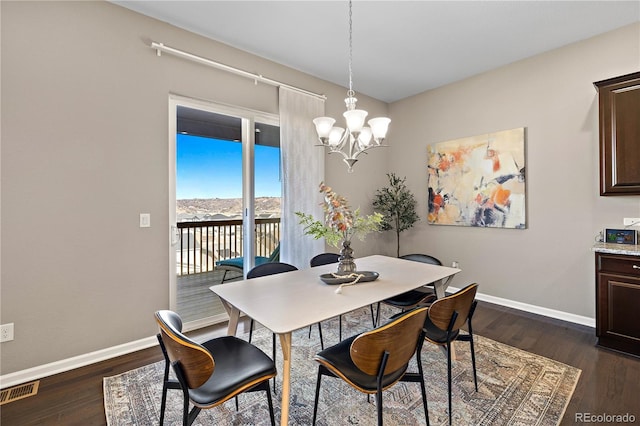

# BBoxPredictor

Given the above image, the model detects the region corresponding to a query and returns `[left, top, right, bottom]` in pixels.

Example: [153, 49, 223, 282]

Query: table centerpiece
[296, 182, 383, 273]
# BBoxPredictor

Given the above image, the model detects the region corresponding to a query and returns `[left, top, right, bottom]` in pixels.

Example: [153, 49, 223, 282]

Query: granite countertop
[592, 242, 640, 256]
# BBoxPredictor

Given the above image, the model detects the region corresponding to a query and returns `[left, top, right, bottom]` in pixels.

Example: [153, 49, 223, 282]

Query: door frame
[168, 94, 279, 330]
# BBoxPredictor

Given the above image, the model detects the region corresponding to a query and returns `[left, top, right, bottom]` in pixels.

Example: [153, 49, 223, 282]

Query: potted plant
[296, 183, 383, 272]
[372, 173, 419, 257]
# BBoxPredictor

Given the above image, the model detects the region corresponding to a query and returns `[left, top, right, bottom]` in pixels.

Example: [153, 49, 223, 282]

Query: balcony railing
[176, 218, 280, 275]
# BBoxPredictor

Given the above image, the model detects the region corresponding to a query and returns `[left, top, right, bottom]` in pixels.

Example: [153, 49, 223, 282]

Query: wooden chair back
[350, 307, 428, 376]
[155, 310, 214, 389]
[427, 283, 478, 332]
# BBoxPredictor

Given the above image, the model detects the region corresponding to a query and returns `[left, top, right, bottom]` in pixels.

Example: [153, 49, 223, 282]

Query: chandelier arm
[328, 146, 351, 161]
[355, 143, 389, 159]
[347, 136, 356, 160]
[347, 135, 359, 160]
[337, 129, 351, 151]
[351, 145, 371, 160]
[327, 129, 351, 154]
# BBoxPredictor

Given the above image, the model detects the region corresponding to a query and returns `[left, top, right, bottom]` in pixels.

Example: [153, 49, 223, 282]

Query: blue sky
[177, 134, 281, 199]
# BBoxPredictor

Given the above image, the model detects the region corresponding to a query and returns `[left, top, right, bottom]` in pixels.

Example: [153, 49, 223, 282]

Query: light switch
[140, 213, 151, 228]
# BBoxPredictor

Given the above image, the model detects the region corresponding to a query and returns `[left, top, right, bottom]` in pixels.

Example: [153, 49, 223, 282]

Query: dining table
[210, 254, 460, 425]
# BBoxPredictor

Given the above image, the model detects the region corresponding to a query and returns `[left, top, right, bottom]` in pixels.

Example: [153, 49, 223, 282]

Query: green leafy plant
[372, 173, 419, 257]
[296, 182, 383, 248]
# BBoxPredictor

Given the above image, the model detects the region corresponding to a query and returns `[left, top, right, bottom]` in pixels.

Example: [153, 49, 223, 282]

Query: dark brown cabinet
[594, 72, 640, 196]
[595, 252, 640, 356]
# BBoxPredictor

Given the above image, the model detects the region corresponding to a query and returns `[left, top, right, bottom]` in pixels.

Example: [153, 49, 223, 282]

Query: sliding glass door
[169, 95, 280, 329]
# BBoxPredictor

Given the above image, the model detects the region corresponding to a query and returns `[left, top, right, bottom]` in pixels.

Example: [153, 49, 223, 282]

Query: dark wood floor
[1, 301, 639, 425]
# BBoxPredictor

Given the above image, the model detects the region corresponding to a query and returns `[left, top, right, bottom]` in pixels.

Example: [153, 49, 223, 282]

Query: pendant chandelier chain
[347, 0, 354, 98]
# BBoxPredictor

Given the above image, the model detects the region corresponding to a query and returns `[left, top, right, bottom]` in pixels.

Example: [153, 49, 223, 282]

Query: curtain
[279, 87, 325, 269]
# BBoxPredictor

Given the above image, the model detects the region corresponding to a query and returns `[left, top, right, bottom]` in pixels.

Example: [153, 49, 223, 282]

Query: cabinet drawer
[597, 253, 640, 277]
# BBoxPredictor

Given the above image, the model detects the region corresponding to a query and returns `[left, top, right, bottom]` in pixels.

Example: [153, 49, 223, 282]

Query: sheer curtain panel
[279, 87, 325, 269]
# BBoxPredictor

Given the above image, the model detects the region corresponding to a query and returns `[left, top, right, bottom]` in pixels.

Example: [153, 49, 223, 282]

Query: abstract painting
[427, 127, 526, 228]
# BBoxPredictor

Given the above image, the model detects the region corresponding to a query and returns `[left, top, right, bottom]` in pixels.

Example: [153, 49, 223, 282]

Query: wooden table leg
[433, 275, 455, 299]
[219, 299, 240, 336]
[278, 332, 292, 426]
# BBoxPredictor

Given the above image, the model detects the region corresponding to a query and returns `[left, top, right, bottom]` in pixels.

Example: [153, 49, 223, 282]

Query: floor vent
[0, 381, 39, 405]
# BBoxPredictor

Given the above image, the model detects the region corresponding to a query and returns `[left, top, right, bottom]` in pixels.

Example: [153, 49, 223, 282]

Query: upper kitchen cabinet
[594, 72, 640, 196]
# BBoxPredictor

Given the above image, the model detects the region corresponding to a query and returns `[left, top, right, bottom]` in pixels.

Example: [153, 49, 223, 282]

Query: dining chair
[374, 254, 442, 326]
[312, 307, 431, 426]
[156, 331, 183, 426]
[310, 253, 377, 341]
[216, 243, 280, 283]
[309, 252, 340, 268]
[423, 283, 479, 425]
[155, 310, 276, 426]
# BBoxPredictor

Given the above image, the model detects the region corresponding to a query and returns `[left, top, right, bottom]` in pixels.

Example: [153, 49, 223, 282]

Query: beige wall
[0, 1, 386, 375]
[1, 0, 638, 378]
[388, 23, 640, 317]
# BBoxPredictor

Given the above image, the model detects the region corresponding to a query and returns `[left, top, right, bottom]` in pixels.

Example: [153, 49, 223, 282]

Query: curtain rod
[150, 42, 327, 101]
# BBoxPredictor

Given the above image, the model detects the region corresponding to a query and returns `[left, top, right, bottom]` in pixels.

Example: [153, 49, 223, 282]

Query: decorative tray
[319, 271, 379, 285]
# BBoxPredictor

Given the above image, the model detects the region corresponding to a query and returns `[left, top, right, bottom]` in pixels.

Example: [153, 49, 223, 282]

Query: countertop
[592, 242, 640, 256]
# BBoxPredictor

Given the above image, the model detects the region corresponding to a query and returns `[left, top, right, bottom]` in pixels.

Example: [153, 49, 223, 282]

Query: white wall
[388, 23, 640, 318]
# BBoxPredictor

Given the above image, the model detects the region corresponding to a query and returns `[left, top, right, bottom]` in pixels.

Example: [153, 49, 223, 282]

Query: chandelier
[312, 0, 391, 173]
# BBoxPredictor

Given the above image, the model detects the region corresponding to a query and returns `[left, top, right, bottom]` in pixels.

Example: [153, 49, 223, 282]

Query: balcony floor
[176, 269, 242, 323]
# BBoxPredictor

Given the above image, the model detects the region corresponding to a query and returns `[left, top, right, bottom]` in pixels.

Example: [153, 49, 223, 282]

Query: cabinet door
[594, 72, 640, 195]
[597, 272, 640, 354]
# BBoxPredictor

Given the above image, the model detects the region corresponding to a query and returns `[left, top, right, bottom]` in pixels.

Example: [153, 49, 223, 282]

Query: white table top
[210, 254, 460, 335]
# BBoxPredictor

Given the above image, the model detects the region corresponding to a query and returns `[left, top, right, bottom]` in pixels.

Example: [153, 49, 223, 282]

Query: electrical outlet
[1, 323, 14, 342]
[623, 218, 640, 226]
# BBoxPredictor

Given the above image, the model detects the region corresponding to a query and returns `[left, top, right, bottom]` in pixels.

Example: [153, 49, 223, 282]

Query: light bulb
[343, 109, 368, 134]
[358, 127, 372, 148]
[313, 117, 336, 139]
[368, 117, 391, 141]
[329, 127, 345, 146]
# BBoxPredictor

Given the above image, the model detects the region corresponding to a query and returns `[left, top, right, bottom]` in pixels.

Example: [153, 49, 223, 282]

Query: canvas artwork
[427, 127, 526, 228]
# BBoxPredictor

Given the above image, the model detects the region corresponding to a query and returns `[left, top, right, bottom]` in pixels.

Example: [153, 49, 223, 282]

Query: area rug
[104, 306, 580, 425]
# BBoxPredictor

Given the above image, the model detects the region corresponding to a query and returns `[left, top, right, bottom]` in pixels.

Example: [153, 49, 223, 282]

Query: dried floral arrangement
[296, 183, 383, 247]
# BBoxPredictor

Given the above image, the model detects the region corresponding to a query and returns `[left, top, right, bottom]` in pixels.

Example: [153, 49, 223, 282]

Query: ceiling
[112, 1, 640, 103]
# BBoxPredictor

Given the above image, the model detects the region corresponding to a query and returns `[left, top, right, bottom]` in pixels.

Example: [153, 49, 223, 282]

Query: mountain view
[177, 197, 281, 220]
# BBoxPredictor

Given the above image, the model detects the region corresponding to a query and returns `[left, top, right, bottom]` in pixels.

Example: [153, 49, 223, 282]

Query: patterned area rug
[104, 306, 580, 425]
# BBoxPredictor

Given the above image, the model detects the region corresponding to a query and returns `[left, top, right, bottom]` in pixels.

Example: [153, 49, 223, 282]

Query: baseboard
[448, 285, 596, 328]
[0, 336, 158, 389]
[0, 290, 595, 389]
[182, 313, 229, 333]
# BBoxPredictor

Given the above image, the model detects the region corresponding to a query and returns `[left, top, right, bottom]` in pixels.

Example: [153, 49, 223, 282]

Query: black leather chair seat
[314, 336, 407, 392]
[189, 336, 277, 407]
[422, 317, 461, 344]
[384, 289, 436, 308]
